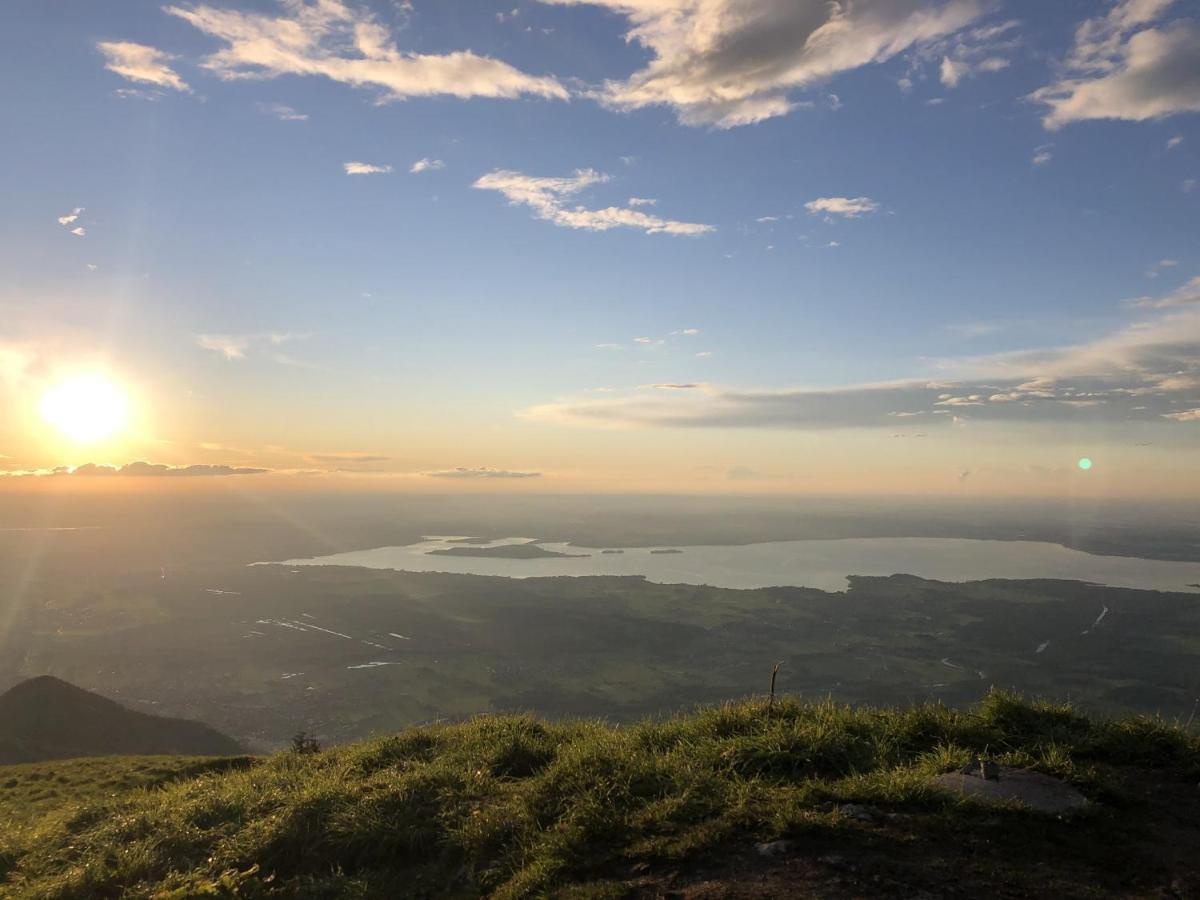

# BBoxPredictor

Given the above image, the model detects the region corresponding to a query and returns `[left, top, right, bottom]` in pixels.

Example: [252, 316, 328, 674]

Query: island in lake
[429, 543, 589, 560]
[650, 548, 683, 555]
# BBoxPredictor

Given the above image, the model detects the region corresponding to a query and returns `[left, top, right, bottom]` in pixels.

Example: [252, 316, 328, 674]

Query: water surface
[273, 536, 1200, 594]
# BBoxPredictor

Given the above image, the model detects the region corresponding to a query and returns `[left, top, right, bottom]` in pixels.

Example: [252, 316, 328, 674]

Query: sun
[40, 374, 130, 444]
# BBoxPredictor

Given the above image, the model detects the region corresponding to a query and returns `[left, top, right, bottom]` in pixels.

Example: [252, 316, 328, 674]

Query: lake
[272, 536, 1200, 593]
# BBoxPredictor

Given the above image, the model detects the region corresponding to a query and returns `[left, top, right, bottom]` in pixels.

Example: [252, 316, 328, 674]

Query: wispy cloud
[628, 197, 656, 207]
[97, 41, 190, 92]
[1168, 135, 1184, 149]
[805, 196, 880, 219]
[1145, 258, 1179, 279]
[934, 19, 1019, 88]
[344, 161, 392, 175]
[1031, 143, 1054, 165]
[538, 0, 986, 127]
[70, 227, 86, 237]
[424, 466, 542, 479]
[57, 207, 83, 226]
[195, 332, 307, 362]
[1126, 275, 1200, 309]
[409, 157, 445, 174]
[1031, 0, 1200, 129]
[522, 306, 1200, 430]
[3, 461, 268, 478]
[259, 102, 307, 121]
[166, 0, 566, 102]
[473, 168, 714, 235]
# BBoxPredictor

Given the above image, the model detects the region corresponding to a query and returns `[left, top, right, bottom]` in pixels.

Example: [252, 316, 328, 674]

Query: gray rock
[933, 766, 1088, 814]
[755, 839, 793, 857]
[838, 803, 880, 822]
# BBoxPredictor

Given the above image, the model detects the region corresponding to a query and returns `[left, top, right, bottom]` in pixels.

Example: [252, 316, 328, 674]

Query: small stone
[755, 839, 793, 857]
[838, 803, 879, 822]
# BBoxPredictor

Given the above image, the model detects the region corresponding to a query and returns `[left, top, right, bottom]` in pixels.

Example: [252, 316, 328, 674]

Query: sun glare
[39, 374, 130, 444]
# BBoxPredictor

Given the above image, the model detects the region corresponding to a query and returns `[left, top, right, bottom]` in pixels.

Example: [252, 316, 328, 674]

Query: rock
[838, 803, 880, 822]
[755, 839, 793, 857]
[933, 766, 1088, 814]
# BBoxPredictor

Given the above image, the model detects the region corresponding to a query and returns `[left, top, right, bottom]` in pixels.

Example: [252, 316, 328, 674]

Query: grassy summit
[2, 691, 1199, 898]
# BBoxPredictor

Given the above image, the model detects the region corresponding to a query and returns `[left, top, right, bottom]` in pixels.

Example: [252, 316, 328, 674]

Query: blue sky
[1, 0, 1198, 494]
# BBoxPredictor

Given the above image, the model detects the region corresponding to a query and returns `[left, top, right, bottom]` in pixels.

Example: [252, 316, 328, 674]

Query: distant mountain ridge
[0, 676, 240, 764]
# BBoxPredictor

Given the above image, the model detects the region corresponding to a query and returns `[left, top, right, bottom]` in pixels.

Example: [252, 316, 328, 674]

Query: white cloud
[537, 0, 987, 127]
[927, 18, 1020, 89]
[57, 207, 83, 226]
[1145, 258, 1179, 278]
[805, 196, 880, 218]
[195, 332, 306, 362]
[344, 161, 392, 175]
[628, 197, 656, 207]
[1167, 135, 1184, 149]
[424, 467, 542, 479]
[1165, 408, 1200, 421]
[260, 102, 308, 121]
[1031, 0, 1200, 129]
[939, 56, 968, 88]
[473, 168, 714, 235]
[97, 41, 190, 92]
[1031, 143, 1054, 165]
[409, 157, 445, 174]
[166, 0, 566, 102]
[70, 227, 86, 237]
[1127, 275, 1200, 308]
[521, 305, 1200, 430]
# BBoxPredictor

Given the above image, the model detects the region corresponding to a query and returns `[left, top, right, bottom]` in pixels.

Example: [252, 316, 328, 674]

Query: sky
[0, 0, 1198, 496]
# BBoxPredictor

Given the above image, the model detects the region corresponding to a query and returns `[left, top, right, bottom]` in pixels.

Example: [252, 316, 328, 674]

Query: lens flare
[40, 374, 130, 444]
[1077, 457, 1093, 471]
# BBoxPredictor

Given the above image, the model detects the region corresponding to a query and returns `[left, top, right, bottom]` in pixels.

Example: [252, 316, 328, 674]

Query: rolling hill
[0, 676, 241, 764]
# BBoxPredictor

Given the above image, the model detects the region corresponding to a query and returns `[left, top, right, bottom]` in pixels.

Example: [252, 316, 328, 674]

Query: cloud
[344, 161, 392, 175]
[3, 461, 268, 478]
[57, 208, 83, 226]
[1126, 275, 1200, 308]
[628, 197, 656, 206]
[97, 41, 191, 92]
[1031, 143, 1054, 165]
[1145, 258, 1180, 278]
[804, 196, 880, 218]
[473, 168, 714, 235]
[521, 305, 1200, 429]
[1031, 0, 1200, 129]
[70, 227, 86, 237]
[409, 157, 445, 174]
[1168, 134, 1184, 149]
[259, 102, 308, 121]
[934, 19, 1018, 88]
[538, 0, 987, 127]
[1165, 408, 1200, 421]
[166, 0, 566, 102]
[195, 332, 306, 362]
[307, 453, 391, 464]
[424, 467, 542, 479]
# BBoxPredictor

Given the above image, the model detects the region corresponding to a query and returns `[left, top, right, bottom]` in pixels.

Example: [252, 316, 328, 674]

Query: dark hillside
[0, 676, 241, 764]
